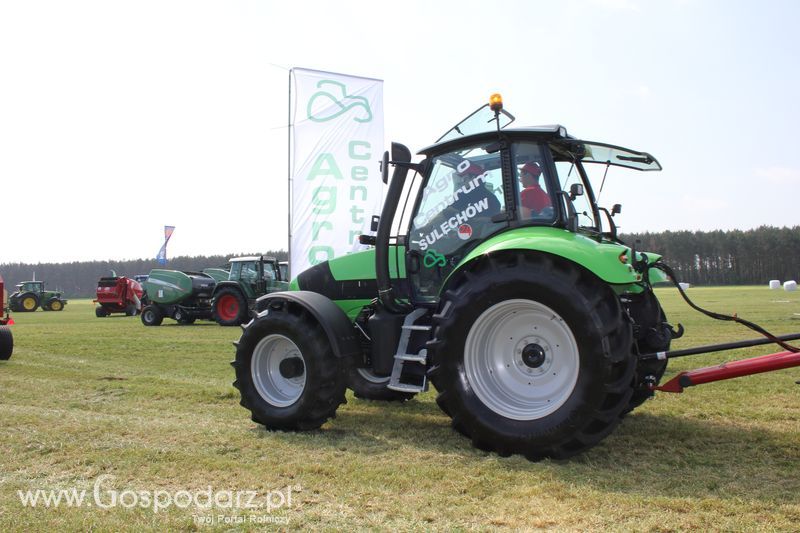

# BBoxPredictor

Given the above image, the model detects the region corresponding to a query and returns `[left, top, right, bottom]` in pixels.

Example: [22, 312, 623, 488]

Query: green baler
[140, 270, 217, 326]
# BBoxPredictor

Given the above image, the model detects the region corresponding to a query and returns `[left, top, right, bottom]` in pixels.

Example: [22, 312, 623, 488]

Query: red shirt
[521, 184, 551, 213]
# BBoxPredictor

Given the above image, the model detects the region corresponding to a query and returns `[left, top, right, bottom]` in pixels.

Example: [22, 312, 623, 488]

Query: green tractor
[9, 281, 68, 312]
[231, 95, 679, 459]
[211, 256, 289, 326]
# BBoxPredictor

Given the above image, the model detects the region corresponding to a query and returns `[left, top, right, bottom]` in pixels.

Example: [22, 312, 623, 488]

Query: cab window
[554, 160, 597, 231]
[512, 143, 554, 223]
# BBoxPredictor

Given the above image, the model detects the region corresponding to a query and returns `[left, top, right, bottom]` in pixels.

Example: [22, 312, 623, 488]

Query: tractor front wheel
[213, 288, 248, 326]
[48, 298, 64, 312]
[346, 367, 416, 402]
[0, 326, 12, 360]
[141, 305, 163, 326]
[231, 303, 347, 430]
[429, 253, 635, 460]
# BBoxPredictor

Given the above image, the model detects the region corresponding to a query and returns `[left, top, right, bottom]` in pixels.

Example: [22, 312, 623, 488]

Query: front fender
[254, 291, 360, 359]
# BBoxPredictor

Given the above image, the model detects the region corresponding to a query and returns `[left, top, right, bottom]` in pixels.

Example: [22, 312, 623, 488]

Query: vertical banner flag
[290, 68, 384, 276]
[156, 225, 175, 265]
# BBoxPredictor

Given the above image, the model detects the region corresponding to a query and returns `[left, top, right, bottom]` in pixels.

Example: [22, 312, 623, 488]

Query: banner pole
[287, 69, 293, 279]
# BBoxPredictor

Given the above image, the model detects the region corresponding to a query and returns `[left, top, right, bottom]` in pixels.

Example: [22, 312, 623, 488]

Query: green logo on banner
[307, 80, 373, 123]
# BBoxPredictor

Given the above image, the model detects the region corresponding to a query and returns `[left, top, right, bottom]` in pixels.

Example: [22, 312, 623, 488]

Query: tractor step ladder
[388, 308, 430, 393]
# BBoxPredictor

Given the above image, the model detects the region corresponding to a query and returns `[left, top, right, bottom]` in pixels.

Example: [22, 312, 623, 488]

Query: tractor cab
[378, 94, 661, 306]
[227, 256, 286, 298]
[17, 281, 44, 293]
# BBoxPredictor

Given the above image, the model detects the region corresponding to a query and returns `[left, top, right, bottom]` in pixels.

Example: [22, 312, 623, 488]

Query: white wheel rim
[464, 299, 580, 420]
[251, 334, 306, 407]
[356, 367, 390, 384]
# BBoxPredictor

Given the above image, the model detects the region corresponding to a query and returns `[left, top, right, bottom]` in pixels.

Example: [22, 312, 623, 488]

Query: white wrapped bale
[784, 280, 798, 292]
[769, 280, 781, 289]
[679, 282, 691, 290]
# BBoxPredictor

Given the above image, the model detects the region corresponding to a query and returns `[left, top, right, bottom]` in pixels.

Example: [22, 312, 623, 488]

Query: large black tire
[0, 326, 12, 360]
[125, 304, 137, 317]
[141, 305, 163, 326]
[231, 301, 347, 430]
[346, 366, 416, 402]
[213, 287, 249, 326]
[16, 293, 39, 312]
[428, 252, 635, 460]
[95, 306, 109, 317]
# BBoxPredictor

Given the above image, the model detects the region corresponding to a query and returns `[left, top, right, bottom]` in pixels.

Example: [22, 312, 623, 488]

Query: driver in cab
[518, 162, 552, 219]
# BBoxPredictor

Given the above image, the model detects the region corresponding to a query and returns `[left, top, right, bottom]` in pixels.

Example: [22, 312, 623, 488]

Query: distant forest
[2, 227, 798, 297]
[619, 226, 800, 286]
[0, 251, 288, 298]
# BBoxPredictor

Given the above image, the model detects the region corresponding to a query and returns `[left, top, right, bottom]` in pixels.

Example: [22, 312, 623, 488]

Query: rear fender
[449, 227, 661, 287]
[254, 291, 361, 360]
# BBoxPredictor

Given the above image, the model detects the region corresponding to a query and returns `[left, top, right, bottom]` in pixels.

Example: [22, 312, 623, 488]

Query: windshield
[436, 104, 515, 143]
[554, 140, 661, 171]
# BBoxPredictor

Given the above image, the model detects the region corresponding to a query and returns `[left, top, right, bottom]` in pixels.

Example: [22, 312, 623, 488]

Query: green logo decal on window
[423, 249, 447, 269]
[307, 80, 373, 123]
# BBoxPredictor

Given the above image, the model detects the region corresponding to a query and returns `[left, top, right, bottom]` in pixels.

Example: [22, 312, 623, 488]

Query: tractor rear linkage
[640, 333, 800, 393]
[632, 259, 800, 394]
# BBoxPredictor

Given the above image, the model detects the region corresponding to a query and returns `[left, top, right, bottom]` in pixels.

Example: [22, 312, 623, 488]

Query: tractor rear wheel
[428, 253, 635, 460]
[231, 303, 347, 430]
[141, 305, 163, 326]
[0, 326, 12, 360]
[346, 367, 416, 402]
[213, 288, 248, 326]
[19, 293, 39, 312]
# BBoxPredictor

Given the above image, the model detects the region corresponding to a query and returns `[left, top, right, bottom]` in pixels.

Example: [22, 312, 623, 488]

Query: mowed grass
[1, 287, 800, 531]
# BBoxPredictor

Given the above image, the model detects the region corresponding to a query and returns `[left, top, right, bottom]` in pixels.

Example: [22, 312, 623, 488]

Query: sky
[1, 0, 799, 264]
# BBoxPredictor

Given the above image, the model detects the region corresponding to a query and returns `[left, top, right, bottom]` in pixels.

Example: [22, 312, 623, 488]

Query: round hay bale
[769, 280, 781, 289]
[784, 280, 798, 292]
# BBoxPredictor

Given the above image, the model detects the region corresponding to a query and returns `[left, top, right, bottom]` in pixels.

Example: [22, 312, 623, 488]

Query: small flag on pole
[156, 226, 176, 265]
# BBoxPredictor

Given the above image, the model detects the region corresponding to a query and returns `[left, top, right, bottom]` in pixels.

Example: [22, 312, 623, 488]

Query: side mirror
[380, 151, 389, 184]
[611, 203, 622, 216]
[569, 183, 584, 200]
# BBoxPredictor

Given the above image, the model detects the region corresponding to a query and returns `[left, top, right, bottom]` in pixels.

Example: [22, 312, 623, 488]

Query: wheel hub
[464, 299, 580, 421]
[278, 357, 305, 379]
[251, 334, 307, 407]
[521, 343, 546, 368]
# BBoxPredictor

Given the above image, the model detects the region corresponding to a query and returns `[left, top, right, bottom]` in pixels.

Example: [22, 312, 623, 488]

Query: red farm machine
[94, 275, 145, 317]
[0, 275, 14, 360]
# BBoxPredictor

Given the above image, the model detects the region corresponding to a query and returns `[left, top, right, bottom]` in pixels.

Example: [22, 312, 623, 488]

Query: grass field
[1, 287, 800, 531]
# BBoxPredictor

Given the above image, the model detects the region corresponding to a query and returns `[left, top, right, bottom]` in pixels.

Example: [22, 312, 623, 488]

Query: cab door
[405, 142, 509, 304]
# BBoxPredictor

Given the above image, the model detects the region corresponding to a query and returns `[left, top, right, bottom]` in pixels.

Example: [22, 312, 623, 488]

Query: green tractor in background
[212, 256, 289, 326]
[9, 281, 68, 312]
[231, 95, 680, 459]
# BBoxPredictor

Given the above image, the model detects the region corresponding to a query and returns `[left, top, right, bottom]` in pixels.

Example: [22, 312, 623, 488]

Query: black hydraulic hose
[376, 143, 413, 314]
[651, 261, 799, 353]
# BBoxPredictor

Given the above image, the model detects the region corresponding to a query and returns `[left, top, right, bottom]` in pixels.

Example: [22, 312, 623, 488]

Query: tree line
[0, 251, 288, 298]
[3, 226, 799, 297]
[619, 226, 800, 286]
